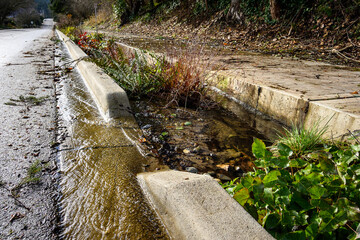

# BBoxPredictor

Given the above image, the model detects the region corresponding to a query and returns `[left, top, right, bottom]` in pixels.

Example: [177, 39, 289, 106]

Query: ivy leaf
[233, 188, 250, 205]
[278, 143, 293, 157]
[308, 185, 327, 199]
[241, 175, 254, 189]
[351, 145, 360, 152]
[273, 156, 290, 168]
[319, 157, 335, 173]
[290, 158, 308, 168]
[305, 222, 319, 239]
[310, 199, 332, 210]
[281, 210, 298, 228]
[263, 170, 281, 184]
[264, 212, 280, 230]
[275, 187, 291, 206]
[295, 212, 309, 226]
[292, 191, 312, 210]
[263, 187, 274, 205]
[280, 230, 306, 240]
[319, 209, 347, 233]
[356, 223, 360, 239]
[253, 183, 264, 203]
[252, 138, 266, 158]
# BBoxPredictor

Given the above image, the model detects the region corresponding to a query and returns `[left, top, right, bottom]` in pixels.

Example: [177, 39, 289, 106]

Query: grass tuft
[276, 121, 329, 157]
[18, 160, 43, 188]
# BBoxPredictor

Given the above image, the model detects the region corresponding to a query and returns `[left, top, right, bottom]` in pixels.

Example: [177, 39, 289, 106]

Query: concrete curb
[138, 170, 274, 240]
[210, 70, 360, 138]
[56, 30, 132, 120]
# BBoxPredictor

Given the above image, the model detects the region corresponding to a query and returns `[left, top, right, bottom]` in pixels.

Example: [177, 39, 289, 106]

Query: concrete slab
[305, 99, 360, 138]
[138, 170, 274, 240]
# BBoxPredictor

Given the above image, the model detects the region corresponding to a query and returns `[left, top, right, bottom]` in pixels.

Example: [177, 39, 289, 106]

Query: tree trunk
[270, 0, 280, 20]
[226, 0, 243, 23]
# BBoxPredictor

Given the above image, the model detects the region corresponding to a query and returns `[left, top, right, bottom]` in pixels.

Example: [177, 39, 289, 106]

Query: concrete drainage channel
[114, 38, 360, 139]
[56, 30, 274, 239]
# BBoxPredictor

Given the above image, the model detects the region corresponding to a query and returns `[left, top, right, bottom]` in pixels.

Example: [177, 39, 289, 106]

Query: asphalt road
[0, 19, 59, 239]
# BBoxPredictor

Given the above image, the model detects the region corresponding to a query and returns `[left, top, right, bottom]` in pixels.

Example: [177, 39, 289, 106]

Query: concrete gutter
[57, 30, 274, 239]
[56, 30, 132, 120]
[138, 170, 274, 240]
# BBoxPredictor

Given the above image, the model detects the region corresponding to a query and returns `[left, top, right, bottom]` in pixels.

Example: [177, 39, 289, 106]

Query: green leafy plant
[223, 138, 360, 239]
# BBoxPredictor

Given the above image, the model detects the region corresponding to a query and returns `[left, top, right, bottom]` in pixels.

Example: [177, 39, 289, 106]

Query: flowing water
[55, 43, 169, 239]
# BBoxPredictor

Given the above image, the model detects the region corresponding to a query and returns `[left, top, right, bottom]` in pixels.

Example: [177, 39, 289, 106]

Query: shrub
[223, 138, 360, 239]
[76, 32, 209, 107]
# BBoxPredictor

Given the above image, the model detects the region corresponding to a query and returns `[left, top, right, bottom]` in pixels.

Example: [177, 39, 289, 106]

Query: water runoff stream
[54, 38, 284, 238]
[55, 43, 169, 239]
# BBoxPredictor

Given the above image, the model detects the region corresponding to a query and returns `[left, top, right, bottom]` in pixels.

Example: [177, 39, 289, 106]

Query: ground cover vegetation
[61, 0, 359, 66]
[222, 125, 360, 239]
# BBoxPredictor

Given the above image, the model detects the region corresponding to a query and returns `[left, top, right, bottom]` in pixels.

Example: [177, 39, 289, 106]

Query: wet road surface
[0, 19, 59, 239]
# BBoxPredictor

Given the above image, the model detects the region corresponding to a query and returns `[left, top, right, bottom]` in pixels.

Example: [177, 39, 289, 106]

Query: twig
[345, 17, 360, 48]
[331, 49, 360, 63]
[347, 129, 360, 145]
[338, 45, 353, 52]
[0, 184, 31, 211]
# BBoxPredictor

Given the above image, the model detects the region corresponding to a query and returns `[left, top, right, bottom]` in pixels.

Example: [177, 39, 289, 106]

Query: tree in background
[226, 0, 243, 23]
[269, 0, 280, 20]
[51, 0, 114, 23]
[35, 0, 51, 17]
[0, 0, 34, 25]
[114, 0, 143, 25]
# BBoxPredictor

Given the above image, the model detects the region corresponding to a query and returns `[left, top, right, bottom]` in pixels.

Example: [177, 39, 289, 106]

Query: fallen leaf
[183, 149, 190, 154]
[216, 164, 231, 171]
[10, 212, 25, 223]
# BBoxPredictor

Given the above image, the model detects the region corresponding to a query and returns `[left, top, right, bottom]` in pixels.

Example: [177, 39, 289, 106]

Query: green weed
[15, 160, 43, 190]
[276, 121, 329, 157]
[8, 95, 48, 106]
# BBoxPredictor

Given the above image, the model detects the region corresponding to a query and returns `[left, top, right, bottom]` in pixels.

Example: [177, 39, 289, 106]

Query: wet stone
[185, 167, 198, 174]
[217, 174, 232, 182]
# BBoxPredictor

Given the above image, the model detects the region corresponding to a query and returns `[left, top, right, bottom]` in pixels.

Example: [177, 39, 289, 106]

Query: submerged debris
[132, 99, 268, 180]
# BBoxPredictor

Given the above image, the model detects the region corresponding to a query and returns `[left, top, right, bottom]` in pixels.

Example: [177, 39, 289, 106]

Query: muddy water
[55, 44, 168, 239]
[131, 99, 284, 180]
